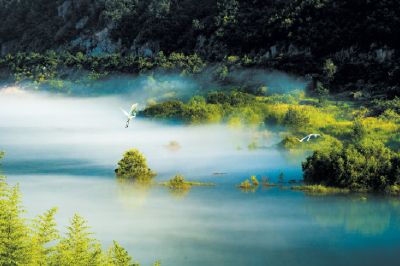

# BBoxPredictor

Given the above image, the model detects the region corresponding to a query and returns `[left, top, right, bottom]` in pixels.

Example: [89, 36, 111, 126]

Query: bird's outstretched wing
[119, 107, 129, 117]
[129, 103, 138, 116]
[300, 136, 308, 142]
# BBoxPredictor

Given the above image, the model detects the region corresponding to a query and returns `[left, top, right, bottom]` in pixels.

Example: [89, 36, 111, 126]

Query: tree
[284, 106, 310, 129]
[49, 214, 103, 266]
[115, 149, 157, 181]
[103, 241, 140, 266]
[278, 173, 285, 181]
[302, 139, 400, 191]
[27, 207, 60, 265]
[322, 59, 337, 89]
[207, 91, 230, 105]
[0, 182, 29, 266]
[350, 119, 367, 140]
[315, 81, 329, 107]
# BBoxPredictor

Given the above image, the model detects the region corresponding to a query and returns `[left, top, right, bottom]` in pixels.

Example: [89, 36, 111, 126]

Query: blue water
[1, 93, 400, 266]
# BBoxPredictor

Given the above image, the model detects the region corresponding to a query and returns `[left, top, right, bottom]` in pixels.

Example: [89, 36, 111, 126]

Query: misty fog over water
[1, 91, 400, 266]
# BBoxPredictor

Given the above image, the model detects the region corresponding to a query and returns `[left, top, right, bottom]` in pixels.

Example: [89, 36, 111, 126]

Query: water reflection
[169, 187, 190, 199]
[116, 180, 155, 209]
[303, 195, 400, 235]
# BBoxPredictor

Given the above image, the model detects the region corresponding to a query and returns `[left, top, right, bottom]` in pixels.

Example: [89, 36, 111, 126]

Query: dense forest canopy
[1, 0, 399, 57]
[0, 0, 399, 98]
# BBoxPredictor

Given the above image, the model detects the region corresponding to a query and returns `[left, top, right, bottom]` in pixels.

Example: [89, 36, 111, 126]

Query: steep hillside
[0, 0, 399, 98]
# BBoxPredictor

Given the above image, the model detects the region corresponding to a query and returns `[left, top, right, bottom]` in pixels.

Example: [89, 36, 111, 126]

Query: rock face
[58, 0, 73, 22]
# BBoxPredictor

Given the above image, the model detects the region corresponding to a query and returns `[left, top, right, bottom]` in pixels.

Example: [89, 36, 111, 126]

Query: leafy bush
[207, 91, 230, 105]
[169, 174, 191, 189]
[302, 139, 400, 191]
[372, 97, 400, 116]
[144, 100, 184, 119]
[350, 119, 367, 140]
[284, 106, 310, 129]
[277, 135, 301, 149]
[248, 141, 259, 150]
[230, 92, 257, 107]
[251, 175, 259, 186]
[115, 149, 157, 182]
[314, 82, 329, 107]
[236, 180, 252, 189]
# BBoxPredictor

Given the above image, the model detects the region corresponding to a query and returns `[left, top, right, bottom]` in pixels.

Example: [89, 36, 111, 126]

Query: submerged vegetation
[236, 176, 259, 191]
[291, 185, 350, 195]
[115, 149, 157, 182]
[0, 152, 160, 266]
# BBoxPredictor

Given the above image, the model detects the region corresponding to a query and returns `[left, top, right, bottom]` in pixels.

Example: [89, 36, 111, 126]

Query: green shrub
[372, 97, 400, 116]
[115, 149, 157, 182]
[251, 175, 259, 186]
[284, 106, 310, 129]
[169, 174, 191, 189]
[315, 82, 329, 107]
[248, 141, 259, 150]
[277, 135, 301, 149]
[302, 139, 400, 191]
[350, 119, 367, 140]
[236, 180, 252, 189]
[207, 91, 230, 105]
[144, 100, 184, 119]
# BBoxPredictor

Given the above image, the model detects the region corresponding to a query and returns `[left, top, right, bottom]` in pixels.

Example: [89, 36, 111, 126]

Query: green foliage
[350, 119, 367, 140]
[207, 91, 230, 105]
[277, 135, 301, 149]
[230, 92, 256, 107]
[372, 97, 400, 116]
[302, 139, 400, 191]
[278, 173, 285, 180]
[248, 141, 259, 150]
[0, 183, 29, 265]
[250, 175, 259, 186]
[169, 174, 191, 189]
[291, 185, 350, 194]
[103, 241, 140, 266]
[322, 59, 337, 88]
[49, 214, 103, 265]
[236, 180, 251, 189]
[315, 82, 329, 107]
[0, 153, 159, 265]
[144, 100, 184, 119]
[115, 149, 157, 182]
[379, 109, 400, 123]
[28, 207, 60, 265]
[187, 95, 206, 107]
[284, 106, 310, 129]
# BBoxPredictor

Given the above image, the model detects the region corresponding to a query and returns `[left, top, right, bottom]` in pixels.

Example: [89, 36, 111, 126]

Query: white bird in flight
[120, 103, 138, 128]
[295, 134, 321, 142]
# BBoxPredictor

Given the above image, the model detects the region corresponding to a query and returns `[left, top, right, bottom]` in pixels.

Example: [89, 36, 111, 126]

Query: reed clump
[236, 175, 260, 189]
[290, 185, 350, 194]
[260, 175, 279, 187]
[168, 174, 214, 189]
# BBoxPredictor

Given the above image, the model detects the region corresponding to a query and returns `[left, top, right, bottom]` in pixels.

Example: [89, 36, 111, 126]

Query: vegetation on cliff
[0, 0, 399, 98]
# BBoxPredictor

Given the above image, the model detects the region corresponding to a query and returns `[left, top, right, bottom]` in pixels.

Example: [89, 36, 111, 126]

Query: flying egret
[295, 134, 321, 142]
[306, 134, 321, 141]
[295, 136, 308, 142]
[120, 103, 138, 128]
